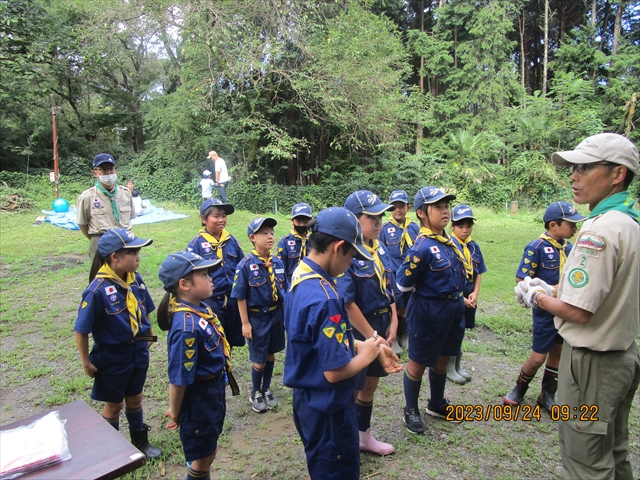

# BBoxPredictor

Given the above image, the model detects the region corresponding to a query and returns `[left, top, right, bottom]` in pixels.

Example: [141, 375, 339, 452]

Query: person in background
[207, 151, 230, 202]
[277, 202, 313, 283]
[126, 180, 143, 217]
[77, 154, 135, 260]
[200, 170, 215, 201]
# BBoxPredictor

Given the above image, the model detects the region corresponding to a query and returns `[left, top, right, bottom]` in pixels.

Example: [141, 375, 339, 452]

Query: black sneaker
[263, 389, 279, 410]
[403, 407, 425, 434]
[426, 398, 458, 421]
[250, 390, 267, 413]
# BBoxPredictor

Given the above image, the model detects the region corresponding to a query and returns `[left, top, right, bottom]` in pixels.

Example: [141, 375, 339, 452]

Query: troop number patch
[568, 268, 589, 288]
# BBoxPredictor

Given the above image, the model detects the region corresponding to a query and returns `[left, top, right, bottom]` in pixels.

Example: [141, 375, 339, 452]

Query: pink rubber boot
[359, 428, 395, 455]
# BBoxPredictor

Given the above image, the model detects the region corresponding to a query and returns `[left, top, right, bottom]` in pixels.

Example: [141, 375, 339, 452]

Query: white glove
[515, 276, 546, 308]
[525, 285, 548, 309]
[514, 285, 527, 308]
[529, 277, 554, 297]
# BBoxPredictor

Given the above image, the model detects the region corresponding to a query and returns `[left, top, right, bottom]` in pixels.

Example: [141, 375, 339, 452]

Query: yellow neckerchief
[289, 227, 308, 261]
[450, 231, 474, 279]
[251, 249, 278, 302]
[363, 240, 387, 296]
[169, 297, 231, 369]
[539, 233, 567, 276]
[199, 228, 231, 261]
[95, 263, 141, 336]
[289, 260, 336, 293]
[419, 227, 473, 281]
[389, 217, 414, 254]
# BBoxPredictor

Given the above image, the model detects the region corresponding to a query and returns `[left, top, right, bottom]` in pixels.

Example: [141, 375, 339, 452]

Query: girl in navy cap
[338, 190, 398, 455]
[74, 228, 161, 459]
[396, 187, 471, 434]
[157, 251, 237, 480]
[187, 198, 245, 348]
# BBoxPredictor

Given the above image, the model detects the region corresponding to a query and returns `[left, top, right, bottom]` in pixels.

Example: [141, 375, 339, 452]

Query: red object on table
[0, 400, 146, 479]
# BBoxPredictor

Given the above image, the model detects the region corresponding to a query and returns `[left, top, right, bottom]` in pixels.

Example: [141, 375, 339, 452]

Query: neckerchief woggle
[389, 217, 414, 254]
[589, 191, 640, 223]
[450, 231, 474, 279]
[95, 182, 120, 223]
[251, 250, 278, 302]
[95, 263, 141, 337]
[363, 240, 388, 297]
[419, 227, 473, 282]
[199, 228, 231, 261]
[538, 233, 567, 277]
[168, 297, 239, 395]
[289, 227, 308, 263]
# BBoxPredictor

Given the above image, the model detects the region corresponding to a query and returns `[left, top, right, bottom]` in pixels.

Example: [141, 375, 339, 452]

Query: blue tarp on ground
[42, 200, 189, 230]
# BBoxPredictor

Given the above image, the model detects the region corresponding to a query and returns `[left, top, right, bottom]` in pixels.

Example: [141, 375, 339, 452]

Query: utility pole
[50, 94, 59, 198]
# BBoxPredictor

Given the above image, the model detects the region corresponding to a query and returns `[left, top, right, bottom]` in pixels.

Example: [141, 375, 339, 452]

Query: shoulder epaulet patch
[183, 312, 195, 332]
[531, 239, 544, 249]
[89, 277, 104, 292]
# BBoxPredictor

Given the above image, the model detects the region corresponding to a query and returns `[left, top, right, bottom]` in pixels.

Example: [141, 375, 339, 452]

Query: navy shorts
[247, 308, 285, 364]
[293, 389, 359, 480]
[407, 297, 465, 367]
[180, 375, 226, 462]
[205, 294, 245, 348]
[532, 309, 563, 354]
[89, 344, 149, 403]
[463, 285, 477, 329]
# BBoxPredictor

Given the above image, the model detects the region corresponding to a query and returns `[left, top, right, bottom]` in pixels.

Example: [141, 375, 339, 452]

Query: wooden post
[510, 201, 519, 215]
[50, 94, 59, 198]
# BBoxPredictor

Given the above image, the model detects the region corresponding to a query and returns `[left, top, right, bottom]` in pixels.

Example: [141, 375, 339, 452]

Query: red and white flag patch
[250, 264, 259, 271]
[544, 247, 554, 254]
[104, 286, 117, 295]
[430, 246, 440, 254]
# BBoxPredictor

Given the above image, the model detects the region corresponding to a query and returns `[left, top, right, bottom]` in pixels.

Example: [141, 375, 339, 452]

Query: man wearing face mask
[77, 153, 135, 259]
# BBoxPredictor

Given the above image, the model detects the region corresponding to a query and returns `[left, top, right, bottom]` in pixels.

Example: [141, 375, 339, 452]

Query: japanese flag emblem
[544, 247, 554, 254]
[430, 246, 440, 254]
[250, 264, 259, 271]
[104, 286, 117, 295]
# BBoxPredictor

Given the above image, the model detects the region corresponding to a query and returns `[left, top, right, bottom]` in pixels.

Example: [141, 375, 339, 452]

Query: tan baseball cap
[552, 133, 639, 175]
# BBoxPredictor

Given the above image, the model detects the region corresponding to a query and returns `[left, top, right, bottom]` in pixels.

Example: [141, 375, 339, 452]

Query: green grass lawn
[0, 200, 638, 479]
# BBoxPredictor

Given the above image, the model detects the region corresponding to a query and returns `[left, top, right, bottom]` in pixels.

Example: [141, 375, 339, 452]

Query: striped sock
[102, 414, 119, 431]
[403, 370, 422, 411]
[355, 398, 373, 432]
[186, 466, 210, 479]
[125, 405, 143, 430]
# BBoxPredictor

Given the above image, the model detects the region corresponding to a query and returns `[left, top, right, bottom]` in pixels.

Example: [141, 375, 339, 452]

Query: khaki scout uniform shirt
[555, 210, 639, 351]
[76, 185, 135, 235]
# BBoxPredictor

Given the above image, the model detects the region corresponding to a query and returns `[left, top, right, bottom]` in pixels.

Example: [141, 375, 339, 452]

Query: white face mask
[98, 173, 117, 186]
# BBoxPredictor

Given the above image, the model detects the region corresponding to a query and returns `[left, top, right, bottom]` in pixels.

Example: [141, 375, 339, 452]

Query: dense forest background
[1, 0, 639, 210]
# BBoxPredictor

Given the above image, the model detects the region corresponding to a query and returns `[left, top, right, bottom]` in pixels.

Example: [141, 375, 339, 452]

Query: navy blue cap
[291, 202, 313, 218]
[543, 202, 586, 223]
[200, 198, 234, 216]
[389, 190, 410, 204]
[158, 251, 221, 291]
[247, 217, 277, 237]
[452, 204, 476, 222]
[414, 186, 456, 211]
[92, 153, 116, 169]
[311, 207, 372, 261]
[97, 228, 152, 257]
[344, 190, 395, 216]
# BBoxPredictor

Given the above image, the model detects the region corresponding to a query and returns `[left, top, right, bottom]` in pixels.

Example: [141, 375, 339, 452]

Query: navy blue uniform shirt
[276, 232, 308, 281]
[187, 233, 244, 295]
[75, 273, 155, 345]
[379, 220, 420, 273]
[167, 301, 227, 386]
[336, 242, 395, 315]
[284, 258, 356, 415]
[231, 252, 288, 307]
[516, 237, 572, 286]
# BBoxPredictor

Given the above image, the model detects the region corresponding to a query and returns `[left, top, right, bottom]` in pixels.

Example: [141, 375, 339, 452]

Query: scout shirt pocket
[427, 249, 454, 294]
[248, 275, 267, 288]
[353, 262, 375, 279]
[118, 204, 132, 224]
[104, 303, 127, 316]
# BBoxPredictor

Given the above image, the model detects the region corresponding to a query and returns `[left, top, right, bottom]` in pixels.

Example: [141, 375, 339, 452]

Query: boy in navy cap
[337, 190, 398, 455]
[505, 201, 585, 412]
[77, 153, 135, 259]
[396, 187, 470, 434]
[187, 198, 245, 348]
[231, 217, 288, 413]
[447, 204, 487, 384]
[380, 190, 420, 354]
[284, 207, 402, 480]
[276, 202, 313, 283]
[74, 228, 161, 458]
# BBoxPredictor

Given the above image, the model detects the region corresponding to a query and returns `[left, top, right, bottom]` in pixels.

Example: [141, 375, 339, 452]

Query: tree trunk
[542, 0, 549, 97]
[519, 8, 526, 96]
[611, 1, 623, 56]
[599, 0, 611, 51]
[416, 0, 424, 154]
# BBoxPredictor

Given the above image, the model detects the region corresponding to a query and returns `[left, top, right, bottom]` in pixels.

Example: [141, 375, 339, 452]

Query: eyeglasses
[95, 166, 116, 173]
[568, 162, 612, 174]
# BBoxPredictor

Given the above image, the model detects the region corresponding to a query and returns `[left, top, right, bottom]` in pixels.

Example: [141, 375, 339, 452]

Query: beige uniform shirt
[555, 210, 639, 351]
[77, 185, 135, 234]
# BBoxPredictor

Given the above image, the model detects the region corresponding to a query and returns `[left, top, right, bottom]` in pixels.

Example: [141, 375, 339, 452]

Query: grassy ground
[0, 200, 638, 480]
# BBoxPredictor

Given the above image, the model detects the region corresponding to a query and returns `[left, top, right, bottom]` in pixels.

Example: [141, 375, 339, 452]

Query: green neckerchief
[95, 182, 120, 223]
[589, 191, 640, 223]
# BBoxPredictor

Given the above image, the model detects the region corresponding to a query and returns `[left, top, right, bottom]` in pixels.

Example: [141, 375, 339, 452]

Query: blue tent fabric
[42, 200, 188, 230]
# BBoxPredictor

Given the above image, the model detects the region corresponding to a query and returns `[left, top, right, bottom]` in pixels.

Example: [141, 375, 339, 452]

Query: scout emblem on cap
[367, 193, 377, 204]
[294, 205, 305, 213]
[429, 188, 437, 196]
[126, 231, 134, 239]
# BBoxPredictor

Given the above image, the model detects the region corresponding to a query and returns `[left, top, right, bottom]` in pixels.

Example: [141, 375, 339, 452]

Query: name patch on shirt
[576, 234, 606, 251]
[275, 269, 284, 274]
